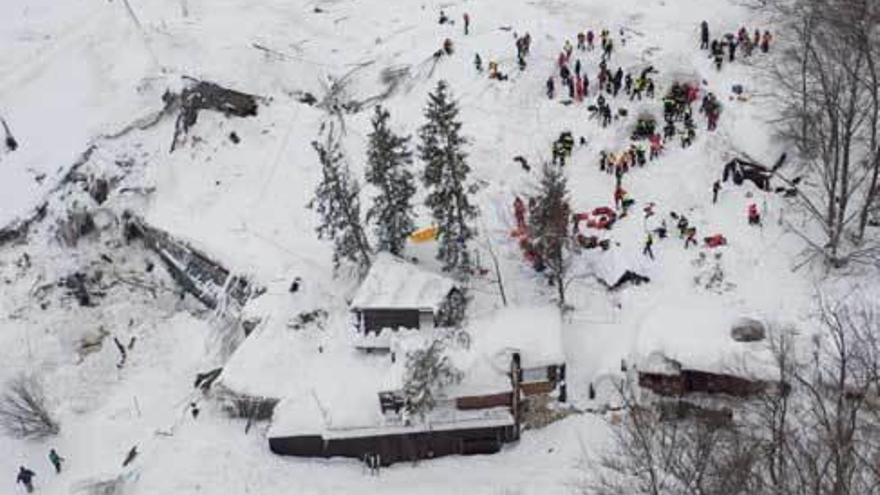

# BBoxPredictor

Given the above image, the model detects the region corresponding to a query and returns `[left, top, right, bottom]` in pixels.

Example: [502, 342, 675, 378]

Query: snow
[470, 306, 565, 370]
[0, 0, 867, 492]
[350, 252, 457, 311]
[632, 295, 777, 379]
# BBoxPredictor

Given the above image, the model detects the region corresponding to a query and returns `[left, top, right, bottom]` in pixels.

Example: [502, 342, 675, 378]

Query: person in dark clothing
[677, 215, 689, 238]
[568, 77, 575, 99]
[49, 449, 64, 474]
[1, 118, 17, 151]
[190, 402, 200, 419]
[646, 78, 655, 98]
[546, 77, 555, 99]
[643, 233, 655, 260]
[761, 30, 772, 53]
[728, 40, 737, 61]
[613, 68, 623, 96]
[601, 104, 612, 127]
[474, 53, 483, 72]
[122, 446, 138, 467]
[438, 10, 449, 24]
[603, 37, 613, 61]
[463, 13, 470, 35]
[624, 73, 633, 94]
[560, 64, 570, 82]
[575, 59, 581, 77]
[664, 121, 676, 139]
[17, 467, 35, 493]
[712, 180, 721, 204]
[684, 227, 698, 248]
[700, 21, 710, 50]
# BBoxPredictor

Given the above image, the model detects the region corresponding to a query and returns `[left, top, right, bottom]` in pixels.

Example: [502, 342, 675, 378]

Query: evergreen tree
[309, 126, 372, 276]
[529, 162, 575, 307]
[402, 339, 463, 420]
[365, 105, 416, 256]
[418, 81, 478, 279]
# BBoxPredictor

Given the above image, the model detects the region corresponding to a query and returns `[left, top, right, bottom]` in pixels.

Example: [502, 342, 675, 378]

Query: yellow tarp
[409, 226, 438, 243]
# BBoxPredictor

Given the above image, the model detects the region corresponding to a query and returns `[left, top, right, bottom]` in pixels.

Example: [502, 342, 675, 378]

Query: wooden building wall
[269, 424, 518, 466]
[639, 369, 767, 398]
[455, 392, 512, 410]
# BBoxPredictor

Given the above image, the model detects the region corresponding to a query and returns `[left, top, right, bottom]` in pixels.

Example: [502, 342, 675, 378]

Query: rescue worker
[514, 196, 526, 229]
[49, 449, 64, 474]
[643, 233, 655, 260]
[700, 20, 710, 50]
[17, 467, 36, 493]
[443, 38, 453, 55]
[684, 227, 698, 249]
[748, 203, 761, 225]
[761, 30, 772, 53]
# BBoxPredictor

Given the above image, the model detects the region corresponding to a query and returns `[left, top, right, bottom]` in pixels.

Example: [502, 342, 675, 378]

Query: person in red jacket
[748, 203, 761, 225]
[649, 133, 663, 160]
[761, 30, 772, 53]
[614, 186, 626, 208]
[514, 196, 526, 230]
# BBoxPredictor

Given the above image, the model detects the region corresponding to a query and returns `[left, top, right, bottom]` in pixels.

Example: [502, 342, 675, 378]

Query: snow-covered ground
[0, 0, 871, 493]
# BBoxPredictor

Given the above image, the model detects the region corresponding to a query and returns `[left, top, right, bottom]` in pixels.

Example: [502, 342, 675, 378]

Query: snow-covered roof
[633, 297, 776, 379]
[268, 394, 513, 440]
[350, 253, 457, 312]
[471, 306, 566, 370]
[383, 306, 564, 400]
[585, 248, 651, 288]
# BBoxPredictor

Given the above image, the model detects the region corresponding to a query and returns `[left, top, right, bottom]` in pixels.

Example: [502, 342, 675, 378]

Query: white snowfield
[0, 0, 856, 493]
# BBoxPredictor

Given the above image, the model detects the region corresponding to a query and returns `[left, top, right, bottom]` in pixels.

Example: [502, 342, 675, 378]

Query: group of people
[701, 20, 773, 71]
[15, 449, 64, 493]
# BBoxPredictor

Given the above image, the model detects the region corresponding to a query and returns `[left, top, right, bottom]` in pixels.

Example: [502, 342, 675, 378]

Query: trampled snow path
[0, 0, 855, 493]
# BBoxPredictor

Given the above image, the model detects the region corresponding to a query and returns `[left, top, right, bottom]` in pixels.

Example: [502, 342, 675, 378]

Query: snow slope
[0, 0, 857, 493]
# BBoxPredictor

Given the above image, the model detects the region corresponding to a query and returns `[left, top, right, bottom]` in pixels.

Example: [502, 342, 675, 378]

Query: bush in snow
[435, 287, 468, 328]
[365, 105, 416, 256]
[692, 252, 735, 293]
[309, 124, 372, 276]
[418, 81, 478, 281]
[402, 339, 463, 420]
[0, 374, 59, 439]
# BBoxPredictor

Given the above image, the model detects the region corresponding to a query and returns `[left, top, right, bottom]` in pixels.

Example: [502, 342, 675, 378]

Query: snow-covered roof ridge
[350, 252, 457, 311]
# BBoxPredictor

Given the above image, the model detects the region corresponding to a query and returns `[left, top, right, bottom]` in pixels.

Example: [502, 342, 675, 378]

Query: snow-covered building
[265, 306, 567, 465]
[350, 253, 462, 349]
[631, 300, 779, 401]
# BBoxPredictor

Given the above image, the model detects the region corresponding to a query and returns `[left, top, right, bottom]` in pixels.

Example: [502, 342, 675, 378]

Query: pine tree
[529, 162, 575, 307]
[402, 339, 463, 420]
[365, 105, 416, 256]
[309, 126, 372, 276]
[418, 81, 478, 279]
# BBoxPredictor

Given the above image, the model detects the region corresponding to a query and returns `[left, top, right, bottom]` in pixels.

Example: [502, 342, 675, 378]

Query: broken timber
[124, 214, 257, 310]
